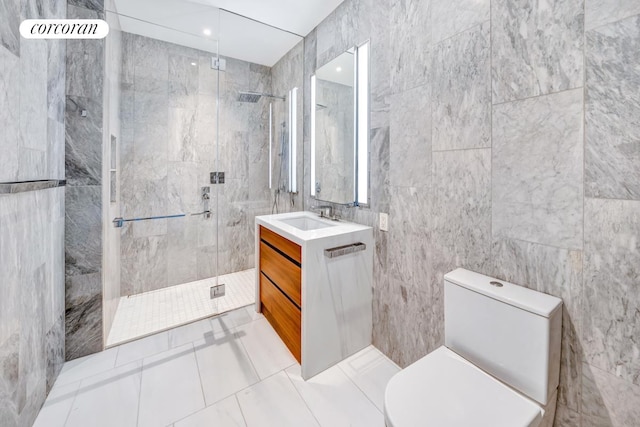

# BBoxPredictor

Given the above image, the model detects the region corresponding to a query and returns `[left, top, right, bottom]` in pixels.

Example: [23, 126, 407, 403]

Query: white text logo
[20, 19, 109, 39]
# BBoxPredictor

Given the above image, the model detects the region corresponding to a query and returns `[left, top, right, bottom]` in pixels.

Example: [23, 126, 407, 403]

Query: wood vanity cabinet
[258, 226, 302, 362]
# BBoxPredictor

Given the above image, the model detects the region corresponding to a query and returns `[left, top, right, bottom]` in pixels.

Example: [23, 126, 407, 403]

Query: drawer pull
[324, 242, 366, 258]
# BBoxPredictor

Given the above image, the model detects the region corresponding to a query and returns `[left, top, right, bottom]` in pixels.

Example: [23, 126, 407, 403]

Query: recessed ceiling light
[336, 66, 342, 72]
[203, 28, 212, 36]
[191, 62, 197, 66]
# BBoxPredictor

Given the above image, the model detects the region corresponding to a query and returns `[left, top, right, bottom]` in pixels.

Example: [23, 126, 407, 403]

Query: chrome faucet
[312, 205, 334, 219]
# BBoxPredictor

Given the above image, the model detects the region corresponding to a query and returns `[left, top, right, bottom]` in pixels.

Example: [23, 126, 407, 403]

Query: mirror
[311, 41, 369, 206]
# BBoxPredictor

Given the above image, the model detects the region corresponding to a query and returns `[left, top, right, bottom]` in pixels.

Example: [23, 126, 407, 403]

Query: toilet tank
[444, 269, 562, 405]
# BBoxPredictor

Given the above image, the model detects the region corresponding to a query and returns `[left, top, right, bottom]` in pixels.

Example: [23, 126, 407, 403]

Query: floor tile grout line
[195, 365, 300, 424]
[60, 382, 82, 427]
[336, 363, 384, 414]
[135, 360, 144, 427]
[191, 340, 209, 414]
[235, 321, 263, 381]
[169, 319, 265, 425]
[234, 394, 250, 427]
[114, 332, 172, 368]
[56, 349, 120, 391]
[284, 367, 322, 426]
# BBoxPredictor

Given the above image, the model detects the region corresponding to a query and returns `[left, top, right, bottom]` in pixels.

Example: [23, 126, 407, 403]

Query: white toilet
[384, 268, 563, 427]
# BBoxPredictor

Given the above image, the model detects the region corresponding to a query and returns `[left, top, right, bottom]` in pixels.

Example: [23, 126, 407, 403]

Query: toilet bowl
[384, 269, 562, 427]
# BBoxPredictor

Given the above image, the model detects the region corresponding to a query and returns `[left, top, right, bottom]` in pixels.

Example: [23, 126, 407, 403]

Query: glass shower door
[104, 5, 224, 345]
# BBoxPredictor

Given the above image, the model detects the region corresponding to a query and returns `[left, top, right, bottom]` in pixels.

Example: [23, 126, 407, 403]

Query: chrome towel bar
[324, 242, 366, 258]
[112, 213, 186, 228]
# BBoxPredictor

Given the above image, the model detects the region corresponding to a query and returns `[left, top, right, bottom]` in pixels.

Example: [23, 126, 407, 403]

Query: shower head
[237, 91, 285, 103]
[237, 91, 263, 103]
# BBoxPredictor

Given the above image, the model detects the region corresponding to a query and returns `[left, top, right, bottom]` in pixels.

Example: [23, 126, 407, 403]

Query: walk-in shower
[101, 3, 304, 346]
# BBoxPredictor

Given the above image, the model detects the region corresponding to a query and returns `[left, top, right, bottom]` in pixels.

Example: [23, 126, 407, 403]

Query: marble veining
[581, 363, 640, 426]
[65, 96, 103, 186]
[0, 188, 65, 427]
[64, 0, 108, 363]
[432, 22, 491, 151]
[390, 0, 431, 93]
[492, 0, 584, 104]
[20, 36, 47, 151]
[374, 277, 444, 367]
[0, 0, 66, 424]
[65, 6, 105, 100]
[583, 198, 640, 386]
[431, 149, 492, 294]
[389, 84, 431, 188]
[0, 0, 20, 56]
[431, 0, 490, 45]
[387, 186, 431, 287]
[316, 0, 360, 69]
[0, 46, 20, 182]
[492, 89, 584, 250]
[585, 0, 640, 30]
[585, 15, 640, 200]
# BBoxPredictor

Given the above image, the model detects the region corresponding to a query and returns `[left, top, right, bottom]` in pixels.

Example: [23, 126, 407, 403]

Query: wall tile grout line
[491, 85, 585, 108]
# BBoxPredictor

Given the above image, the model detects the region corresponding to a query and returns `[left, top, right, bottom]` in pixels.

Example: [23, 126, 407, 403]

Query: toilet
[384, 268, 562, 427]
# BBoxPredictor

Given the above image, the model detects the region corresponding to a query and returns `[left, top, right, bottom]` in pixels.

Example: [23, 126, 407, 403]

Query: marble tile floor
[34, 305, 399, 427]
[107, 269, 256, 346]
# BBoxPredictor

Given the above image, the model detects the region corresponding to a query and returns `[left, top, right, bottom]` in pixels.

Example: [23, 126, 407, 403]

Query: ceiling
[110, 0, 344, 67]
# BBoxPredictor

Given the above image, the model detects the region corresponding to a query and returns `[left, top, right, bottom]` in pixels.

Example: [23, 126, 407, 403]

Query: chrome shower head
[237, 91, 263, 103]
[237, 91, 286, 103]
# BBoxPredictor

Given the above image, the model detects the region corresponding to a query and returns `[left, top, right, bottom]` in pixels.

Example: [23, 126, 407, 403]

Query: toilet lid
[384, 347, 543, 427]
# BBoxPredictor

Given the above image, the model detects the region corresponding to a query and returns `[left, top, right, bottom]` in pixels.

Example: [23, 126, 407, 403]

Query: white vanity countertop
[256, 211, 371, 245]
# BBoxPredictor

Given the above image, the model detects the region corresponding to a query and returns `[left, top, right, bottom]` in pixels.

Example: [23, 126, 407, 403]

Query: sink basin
[279, 216, 336, 231]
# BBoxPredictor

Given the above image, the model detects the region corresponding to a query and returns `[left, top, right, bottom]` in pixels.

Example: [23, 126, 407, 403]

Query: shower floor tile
[107, 269, 256, 346]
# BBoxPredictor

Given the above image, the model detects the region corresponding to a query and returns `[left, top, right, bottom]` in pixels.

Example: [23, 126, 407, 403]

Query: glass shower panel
[103, 5, 223, 345]
[213, 10, 304, 298]
[103, 2, 304, 346]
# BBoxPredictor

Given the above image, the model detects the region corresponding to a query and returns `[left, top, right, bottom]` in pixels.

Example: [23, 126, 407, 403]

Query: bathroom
[0, 0, 638, 425]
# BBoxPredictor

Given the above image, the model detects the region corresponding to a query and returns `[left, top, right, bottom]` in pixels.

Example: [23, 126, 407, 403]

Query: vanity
[255, 211, 373, 379]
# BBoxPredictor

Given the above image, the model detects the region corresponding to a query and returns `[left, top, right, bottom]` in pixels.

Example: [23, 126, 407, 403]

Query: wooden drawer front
[260, 241, 301, 307]
[260, 226, 301, 264]
[260, 273, 301, 362]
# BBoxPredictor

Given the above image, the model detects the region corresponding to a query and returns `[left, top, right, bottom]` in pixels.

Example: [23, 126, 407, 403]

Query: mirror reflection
[313, 49, 355, 204]
[312, 41, 369, 206]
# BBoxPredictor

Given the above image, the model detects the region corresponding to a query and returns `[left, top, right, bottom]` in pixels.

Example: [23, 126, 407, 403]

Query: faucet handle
[312, 205, 332, 218]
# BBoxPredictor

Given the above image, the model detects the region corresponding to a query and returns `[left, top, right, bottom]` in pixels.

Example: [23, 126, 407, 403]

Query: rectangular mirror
[311, 41, 369, 206]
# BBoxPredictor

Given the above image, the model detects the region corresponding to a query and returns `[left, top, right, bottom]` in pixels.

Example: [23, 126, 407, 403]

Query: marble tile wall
[119, 33, 277, 296]
[0, 0, 66, 425]
[0, 189, 66, 427]
[64, 0, 106, 360]
[299, 0, 640, 424]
